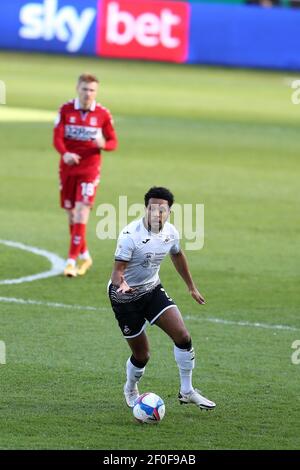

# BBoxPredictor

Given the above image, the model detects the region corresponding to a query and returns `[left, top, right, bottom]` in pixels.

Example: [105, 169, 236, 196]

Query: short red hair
[78, 73, 99, 84]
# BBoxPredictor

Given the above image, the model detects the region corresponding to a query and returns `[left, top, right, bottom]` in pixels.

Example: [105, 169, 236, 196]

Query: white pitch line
[0, 296, 298, 332]
[0, 296, 106, 312]
[184, 315, 299, 332]
[0, 240, 65, 284]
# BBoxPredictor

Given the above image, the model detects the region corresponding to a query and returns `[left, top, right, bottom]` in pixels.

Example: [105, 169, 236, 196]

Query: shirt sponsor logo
[65, 124, 98, 141]
[97, 0, 190, 63]
[141, 252, 154, 268]
[19, 0, 96, 52]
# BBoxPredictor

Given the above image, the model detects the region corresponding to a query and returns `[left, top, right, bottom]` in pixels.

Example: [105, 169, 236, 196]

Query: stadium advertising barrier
[1, 0, 300, 70]
[189, 3, 300, 69]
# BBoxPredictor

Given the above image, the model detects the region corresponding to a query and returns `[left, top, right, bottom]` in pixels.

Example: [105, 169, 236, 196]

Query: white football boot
[124, 384, 140, 408]
[178, 389, 216, 410]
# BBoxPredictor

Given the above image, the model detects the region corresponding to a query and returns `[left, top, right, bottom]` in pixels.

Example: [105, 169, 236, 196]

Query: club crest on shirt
[90, 117, 98, 126]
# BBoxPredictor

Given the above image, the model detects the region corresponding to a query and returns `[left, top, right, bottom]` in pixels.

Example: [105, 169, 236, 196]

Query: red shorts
[59, 170, 100, 210]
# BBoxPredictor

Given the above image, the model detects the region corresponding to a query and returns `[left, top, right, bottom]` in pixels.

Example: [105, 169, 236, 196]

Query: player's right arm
[111, 261, 134, 293]
[111, 231, 135, 293]
[53, 105, 81, 165]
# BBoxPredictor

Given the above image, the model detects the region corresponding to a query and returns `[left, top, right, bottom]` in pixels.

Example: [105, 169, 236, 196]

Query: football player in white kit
[108, 187, 216, 410]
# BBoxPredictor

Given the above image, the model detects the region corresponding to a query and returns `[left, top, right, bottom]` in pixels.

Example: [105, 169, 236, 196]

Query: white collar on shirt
[74, 97, 96, 111]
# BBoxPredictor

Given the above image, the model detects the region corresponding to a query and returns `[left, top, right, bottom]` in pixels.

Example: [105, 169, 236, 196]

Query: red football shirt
[53, 98, 117, 175]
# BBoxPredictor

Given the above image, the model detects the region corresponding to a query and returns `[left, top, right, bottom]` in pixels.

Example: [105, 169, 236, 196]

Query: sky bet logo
[19, 0, 96, 52]
[17, 0, 190, 61]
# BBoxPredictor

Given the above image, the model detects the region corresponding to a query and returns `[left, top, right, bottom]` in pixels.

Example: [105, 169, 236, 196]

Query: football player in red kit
[53, 74, 118, 277]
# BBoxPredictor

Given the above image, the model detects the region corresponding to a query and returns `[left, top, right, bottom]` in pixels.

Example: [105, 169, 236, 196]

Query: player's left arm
[102, 117, 118, 151]
[170, 250, 206, 305]
[95, 111, 118, 151]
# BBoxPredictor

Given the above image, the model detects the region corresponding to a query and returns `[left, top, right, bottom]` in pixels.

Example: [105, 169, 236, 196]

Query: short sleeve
[54, 105, 64, 128]
[54, 112, 61, 127]
[114, 233, 135, 261]
[170, 228, 180, 255]
[103, 107, 114, 126]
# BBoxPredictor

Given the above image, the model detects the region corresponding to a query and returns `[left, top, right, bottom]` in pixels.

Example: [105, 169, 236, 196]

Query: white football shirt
[111, 217, 180, 302]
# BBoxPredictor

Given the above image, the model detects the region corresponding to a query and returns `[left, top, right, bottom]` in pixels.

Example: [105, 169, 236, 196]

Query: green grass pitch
[0, 51, 299, 450]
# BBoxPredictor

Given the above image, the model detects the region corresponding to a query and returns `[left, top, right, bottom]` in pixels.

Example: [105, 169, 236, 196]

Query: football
[133, 392, 165, 424]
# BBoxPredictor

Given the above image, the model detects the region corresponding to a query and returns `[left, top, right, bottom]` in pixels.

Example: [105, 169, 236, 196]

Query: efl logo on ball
[97, 0, 190, 63]
[133, 392, 165, 424]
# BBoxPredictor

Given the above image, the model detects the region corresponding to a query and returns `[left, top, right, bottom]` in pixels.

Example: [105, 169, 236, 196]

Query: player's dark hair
[144, 187, 174, 208]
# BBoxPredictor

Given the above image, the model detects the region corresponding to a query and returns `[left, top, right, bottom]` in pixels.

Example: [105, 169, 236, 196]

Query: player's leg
[63, 209, 78, 276]
[74, 201, 93, 275]
[154, 306, 195, 392]
[74, 177, 99, 275]
[66, 201, 92, 275]
[148, 286, 216, 410]
[59, 171, 79, 277]
[74, 202, 90, 261]
[65, 173, 98, 276]
[67, 202, 88, 257]
[155, 307, 216, 409]
[67, 209, 75, 235]
[123, 332, 150, 407]
[108, 285, 149, 407]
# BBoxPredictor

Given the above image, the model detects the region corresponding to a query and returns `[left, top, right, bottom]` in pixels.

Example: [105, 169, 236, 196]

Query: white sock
[79, 250, 90, 260]
[66, 258, 76, 267]
[125, 357, 145, 392]
[174, 345, 195, 395]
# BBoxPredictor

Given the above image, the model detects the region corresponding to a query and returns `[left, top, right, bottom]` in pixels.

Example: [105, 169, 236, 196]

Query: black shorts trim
[149, 304, 175, 325]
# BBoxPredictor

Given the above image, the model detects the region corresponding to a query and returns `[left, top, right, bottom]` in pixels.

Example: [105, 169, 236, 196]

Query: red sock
[80, 236, 87, 255]
[69, 223, 87, 256]
[68, 223, 86, 260]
